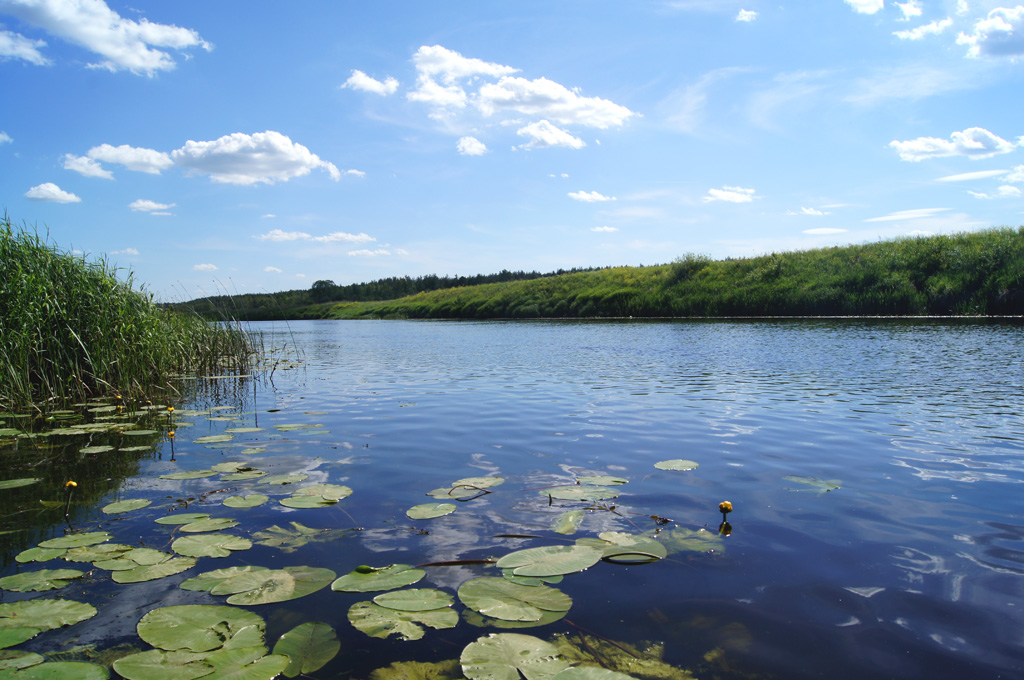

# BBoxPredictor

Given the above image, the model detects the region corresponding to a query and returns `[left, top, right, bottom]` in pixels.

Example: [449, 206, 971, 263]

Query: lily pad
[137, 605, 265, 653]
[552, 511, 585, 535]
[495, 545, 603, 577]
[172, 534, 253, 558]
[0, 478, 40, 490]
[458, 578, 572, 622]
[257, 473, 309, 485]
[784, 476, 842, 493]
[178, 518, 239, 533]
[181, 566, 269, 593]
[12, 661, 109, 679]
[463, 608, 568, 630]
[111, 557, 197, 584]
[293, 483, 352, 501]
[38, 532, 111, 549]
[0, 569, 84, 592]
[373, 588, 454, 612]
[94, 547, 170, 570]
[576, 476, 627, 486]
[542, 486, 619, 502]
[500, 571, 563, 587]
[653, 459, 699, 471]
[0, 649, 44, 671]
[278, 496, 335, 509]
[111, 649, 213, 680]
[221, 470, 267, 481]
[0, 599, 97, 632]
[194, 434, 234, 444]
[122, 429, 158, 436]
[348, 602, 458, 641]
[577, 532, 667, 563]
[155, 513, 211, 525]
[159, 470, 218, 480]
[658, 527, 723, 554]
[15, 547, 66, 563]
[64, 543, 133, 563]
[461, 633, 570, 680]
[223, 494, 269, 509]
[252, 523, 348, 553]
[101, 498, 151, 514]
[200, 566, 336, 605]
[453, 477, 505, 488]
[225, 427, 264, 433]
[407, 503, 456, 520]
[332, 564, 425, 593]
[272, 622, 340, 678]
[200, 645, 289, 680]
[79, 445, 115, 454]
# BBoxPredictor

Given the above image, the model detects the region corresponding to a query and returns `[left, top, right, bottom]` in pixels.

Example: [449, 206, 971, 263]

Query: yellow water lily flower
[718, 501, 733, 514]
[65, 481, 77, 488]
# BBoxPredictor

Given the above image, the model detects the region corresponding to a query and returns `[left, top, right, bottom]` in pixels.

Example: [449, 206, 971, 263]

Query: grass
[0, 215, 257, 411]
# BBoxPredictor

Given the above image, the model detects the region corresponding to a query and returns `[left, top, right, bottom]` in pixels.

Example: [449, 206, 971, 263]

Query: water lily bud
[167, 406, 174, 412]
[719, 501, 733, 514]
[65, 481, 77, 488]
[167, 431, 175, 438]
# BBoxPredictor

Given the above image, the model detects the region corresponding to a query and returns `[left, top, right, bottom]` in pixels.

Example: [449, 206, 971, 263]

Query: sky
[2, 0, 1023, 301]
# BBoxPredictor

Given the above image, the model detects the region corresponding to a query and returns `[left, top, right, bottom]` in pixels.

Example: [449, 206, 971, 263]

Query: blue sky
[2, 0, 1023, 300]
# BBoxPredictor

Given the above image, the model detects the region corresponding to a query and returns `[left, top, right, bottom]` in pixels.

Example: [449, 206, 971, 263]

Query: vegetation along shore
[0, 215, 256, 411]
[181, 227, 1024, 321]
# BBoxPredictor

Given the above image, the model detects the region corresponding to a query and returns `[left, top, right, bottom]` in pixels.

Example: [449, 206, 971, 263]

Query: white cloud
[591, 226, 618, 232]
[704, 185, 757, 203]
[1006, 165, 1024, 182]
[129, 199, 175, 212]
[803, 228, 848, 234]
[348, 248, 391, 257]
[0, 131, 11, 144]
[478, 76, 635, 129]
[790, 207, 831, 215]
[865, 208, 950, 222]
[264, 266, 282, 273]
[342, 69, 398, 95]
[0, 0, 211, 75]
[413, 44, 518, 84]
[87, 143, 172, 174]
[895, 1, 923, 20]
[845, 64, 976, 104]
[25, 182, 80, 203]
[845, 0, 884, 14]
[958, 6, 1024, 58]
[172, 131, 341, 185]
[968, 185, 1022, 199]
[62, 153, 113, 179]
[936, 169, 1008, 181]
[894, 17, 954, 40]
[735, 9, 757, 22]
[254, 229, 375, 244]
[111, 247, 138, 255]
[957, 0, 969, 15]
[192, 263, 218, 271]
[568, 190, 616, 202]
[0, 28, 49, 64]
[516, 120, 585, 150]
[889, 127, 1020, 161]
[344, 169, 365, 177]
[457, 136, 487, 156]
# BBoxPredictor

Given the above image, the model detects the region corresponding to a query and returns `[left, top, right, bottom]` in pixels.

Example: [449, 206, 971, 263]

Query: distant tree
[310, 279, 337, 303]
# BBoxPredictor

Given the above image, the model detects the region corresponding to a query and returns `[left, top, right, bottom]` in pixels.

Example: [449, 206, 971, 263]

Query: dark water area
[1, 318, 1022, 679]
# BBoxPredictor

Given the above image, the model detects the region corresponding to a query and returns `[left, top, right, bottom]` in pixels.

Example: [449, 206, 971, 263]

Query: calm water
[3, 318, 1023, 679]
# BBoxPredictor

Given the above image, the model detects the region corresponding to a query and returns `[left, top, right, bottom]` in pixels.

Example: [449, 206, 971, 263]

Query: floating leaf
[373, 588, 453, 612]
[0, 649, 44, 671]
[221, 470, 267, 481]
[332, 564, 425, 593]
[257, 473, 309, 486]
[542, 486, 618, 502]
[194, 434, 234, 444]
[575, 533, 667, 564]
[12, 661, 109, 679]
[223, 494, 269, 508]
[658, 527, 723, 554]
[0, 627, 40, 650]
[653, 459, 698, 471]
[38, 532, 111, 549]
[293, 484, 352, 501]
[407, 503, 456, 520]
[137, 605, 265, 653]
[119, 446, 153, 452]
[784, 476, 841, 494]
[101, 498, 151, 514]
[64, 543, 132, 563]
[0, 569, 84, 592]
[181, 566, 270, 593]
[552, 667, 641, 680]
[112, 557, 196, 583]
[111, 649, 213, 680]
[495, 545, 603, 577]
[79, 445, 115, 454]
[272, 622, 340, 678]
[172, 534, 252, 558]
[279, 496, 335, 509]
[453, 477, 505, 488]
[0, 478, 40, 490]
[15, 547, 66, 563]
[225, 427, 264, 433]
[0, 599, 97, 632]
[155, 513, 210, 525]
[252, 523, 348, 553]
[461, 633, 569, 680]
[159, 470, 218, 480]
[122, 429, 158, 436]
[240, 447, 266, 455]
[551, 511, 585, 535]
[458, 578, 572, 622]
[179, 518, 239, 533]
[463, 608, 567, 630]
[500, 571, 563, 587]
[94, 547, 170, 570]
[427, 486, 482, 500]
[223, 566, 336, 606]
[348, 602, 458, 641]
[274, 423, 324, 432]
[203, 646, 289, 680]
[211, 462, 247, 473]
[576, 476, 627, 486]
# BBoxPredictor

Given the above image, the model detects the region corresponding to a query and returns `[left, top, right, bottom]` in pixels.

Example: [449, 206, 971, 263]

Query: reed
[0, 215, 257, 410]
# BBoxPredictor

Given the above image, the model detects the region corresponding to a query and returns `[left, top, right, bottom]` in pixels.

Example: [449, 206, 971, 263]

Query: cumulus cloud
[25, 182, 79, 203]
[0, 131, 11, 144]
[516, 120, 585, 149]
[348, 248, 391, 257]
[412, 44, 518, 85]
[845, 0, 884, 14]
[111, 247, 138, 255]
[936, 169, 1009, 181]
[254, 229, 375, 244]
[889, 127, 1020, 161]
[865, 208, 950, 222]
[129, 199, 174, 212]
[968, 185, 1022, 199]
[63, 154, 113, 179]
[478, 76, 635, 129]
[568, 190, 616, 202]
[735, 9, 757, 22]
[0, 0, 211, 75]
[895, 1, 923, 20]
[341, 69, 398, 95]
[803, 228, 848, 234]
[958, 6, 1024, 58]
[457, 136, 487, 156]
[264, 266, 282, 273]
[0, 28, 49, 64]
[192, 263, 217, 272]
[704, 185, 757, 203]
[172, 131, 341, 185]
[790, 207, 831, 215]
[591, 226, 618, 232]
[1006, 165, 1024, 182]
[894, 17, 954, 40]
[87, 143, 173, 174]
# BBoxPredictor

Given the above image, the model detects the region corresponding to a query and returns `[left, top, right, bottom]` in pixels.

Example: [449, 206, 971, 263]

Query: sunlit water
[3, 318, 1023, 679]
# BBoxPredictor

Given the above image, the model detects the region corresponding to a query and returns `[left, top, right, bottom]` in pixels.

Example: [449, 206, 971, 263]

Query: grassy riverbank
[0, 216, 256, 410]
[283, 227, 1023, 319]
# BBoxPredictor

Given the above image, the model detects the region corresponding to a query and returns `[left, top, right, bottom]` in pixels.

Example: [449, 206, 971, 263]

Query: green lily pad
[653, 459, 699, 471]
[137, 605, 265, 652]
[79, 445, 115, 454]
[0, 569, 84, 592]
[122, 429, 158, 436]
[293, 484, 353, 501]
[159, 470, 218, 480]
[577, 532, 667, 563]
[332, 564, 425, 593]
[373, 588, 454, 612]
[94, 547, 169, 570]
[461, 633, 570, 680]
[15, 547, 66, 563]
[0, 627, 41, 650]
[251, 523, 348, 553]
[575, 476, 628, 486]
[0, 599, 97, 631]
[500, 570, 563, 587]
[222, 566, 336, 606]
[257, 473, 308, 485]
[658, 527, 723, 554]
[181, 566, 270, 593]
[495, 545, 603, 577]
[453, 477, 505, 488]
[278, 496, 335, 509]
[12, 661, 109, 679]
[172, 534, 253, 558]
[0, 649, 44, 671]
[274, 423, 324, 432]
[240, 447, 266, 455]
[348, 602, 458, 641]
[542, 486, 619, 502]
[463, 608, 568, 630]
[155, 513, 210, 525]
[202, 646, 289, 680]
[179, 518, 239, 533]
[194, 434, 234, 444]
[0, 478, 40, 490]
[101, 498, 152, 514]
[111, 557, 197, 583]
[211, 462, 247, 473]
[223, 494, 269, 508]
[111, 649, 213, 680]
[552, 511, 585, 535]
[407, 503, 456, 520]
[785, 476, 842, 493]
[457, 578, 572, 622]
[64, 543, 133, 563]
[119, 445, 153, 452]
[221, 470, 267, 481]
[427, 486, 483, 500]
[225, 427, 264, 433]
[551, 667, 638, 680]
[272, 622, 340, 678]
[38, 532, 112, 549]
